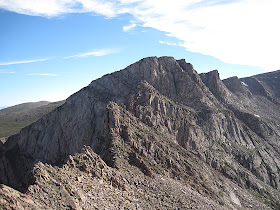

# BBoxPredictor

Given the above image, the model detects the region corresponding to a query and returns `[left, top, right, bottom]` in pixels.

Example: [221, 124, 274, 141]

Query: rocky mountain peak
[200, 70, 233, 104]
[89, 56, 219, 110]
[223, 76, 248, 94]
[1, 56, 280, 209]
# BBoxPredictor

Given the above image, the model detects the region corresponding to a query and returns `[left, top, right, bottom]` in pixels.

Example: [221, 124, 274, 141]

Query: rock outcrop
[1, 56, 280, 209]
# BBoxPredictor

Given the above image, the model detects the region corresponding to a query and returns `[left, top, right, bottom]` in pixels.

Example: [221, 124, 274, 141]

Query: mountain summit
[1, 57, 280, 209]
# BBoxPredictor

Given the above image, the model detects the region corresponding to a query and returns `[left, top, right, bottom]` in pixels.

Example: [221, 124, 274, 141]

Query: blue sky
[1, 0, 279, 107]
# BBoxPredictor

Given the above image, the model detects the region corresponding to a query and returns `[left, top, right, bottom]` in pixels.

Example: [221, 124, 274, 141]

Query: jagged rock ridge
[1, 56, 280, 209]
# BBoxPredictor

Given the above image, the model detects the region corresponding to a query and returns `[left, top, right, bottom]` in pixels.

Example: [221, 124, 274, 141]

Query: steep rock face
[1, 56, 221, 167]
[200, 70, 233, 104]
[241, 70, 280, 103]
[125, 80, 280, 195]
[223, 76, 250, 95]
[1, 56, 280, 209]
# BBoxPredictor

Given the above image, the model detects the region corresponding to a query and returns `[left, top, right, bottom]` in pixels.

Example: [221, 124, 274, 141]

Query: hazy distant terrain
[0, 101, 65, 138]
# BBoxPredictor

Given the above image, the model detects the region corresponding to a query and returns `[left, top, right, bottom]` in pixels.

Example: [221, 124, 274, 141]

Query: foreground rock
[1, 57, 280, 209]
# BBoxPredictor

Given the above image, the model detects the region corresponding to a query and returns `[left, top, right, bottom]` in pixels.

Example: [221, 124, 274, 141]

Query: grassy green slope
[0, 101, 65, 138]
[0, 101, 50, 114]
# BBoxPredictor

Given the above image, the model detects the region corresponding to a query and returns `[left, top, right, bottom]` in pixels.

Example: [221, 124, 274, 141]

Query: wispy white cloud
[0, 72, 16, 74]
[128, 0, 280, 71]
[0, 70, 15, 74]
[0, 0, 124, 17]
[64, 49, 118, 59]
[2, 0, 280, 70]
[0, 58, 50, 66]
[132, 0, 280, 71]
[0, 0, 82, 17]
[27, 73, 59, 76]
[159, 40, 183, 47]
[123, 23, 137, 32]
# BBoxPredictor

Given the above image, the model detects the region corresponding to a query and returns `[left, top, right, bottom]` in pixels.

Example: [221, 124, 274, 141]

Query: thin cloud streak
[27, 73, 59, 76]
[64, 49, 118, 59]
[0, 58, 50, 66]
[159, 40, 183, 47]
[0, 70, 16, 74]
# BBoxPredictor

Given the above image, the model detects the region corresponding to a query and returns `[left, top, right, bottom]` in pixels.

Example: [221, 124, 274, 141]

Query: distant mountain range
[0, 101, 65, 138]
[0, 57, 280, 209]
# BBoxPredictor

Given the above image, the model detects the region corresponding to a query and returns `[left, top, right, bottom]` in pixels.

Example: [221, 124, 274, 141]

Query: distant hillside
[0, 101, 50, 114]
[0, 101, 65, 138]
